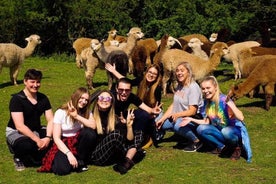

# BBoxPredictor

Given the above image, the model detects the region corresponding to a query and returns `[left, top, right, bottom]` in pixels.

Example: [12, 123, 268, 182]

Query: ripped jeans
[196, 124, 241, 150]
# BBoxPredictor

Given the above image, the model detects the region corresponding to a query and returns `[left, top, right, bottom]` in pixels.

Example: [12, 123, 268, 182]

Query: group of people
[5, 61, 252, 176]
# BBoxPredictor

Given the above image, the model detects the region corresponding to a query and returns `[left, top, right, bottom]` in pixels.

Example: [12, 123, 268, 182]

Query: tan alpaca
[0, 34, 41, 85]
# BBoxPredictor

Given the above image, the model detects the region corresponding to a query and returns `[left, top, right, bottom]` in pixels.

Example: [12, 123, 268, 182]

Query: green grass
[0, 56, 275, 184]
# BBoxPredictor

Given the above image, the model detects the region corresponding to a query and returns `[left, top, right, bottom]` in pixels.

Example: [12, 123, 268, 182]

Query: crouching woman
[38, 87, 96, 175]
[180, 76, 252, 162]
[90, 90, 136, 174]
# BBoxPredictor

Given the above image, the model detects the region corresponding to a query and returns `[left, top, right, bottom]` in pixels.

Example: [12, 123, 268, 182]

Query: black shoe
[133, 149, 146, 164]
[14, 157, 25, 171]
[113, 157, 134, 175]
[76, 160, 88, 172]
[183, 142, 203, 152]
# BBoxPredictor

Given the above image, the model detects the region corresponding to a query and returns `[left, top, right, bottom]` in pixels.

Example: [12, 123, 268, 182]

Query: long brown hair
[137, 64, 162, 107]
[60, 87, 91, 119]
[92, 90, 116, 134]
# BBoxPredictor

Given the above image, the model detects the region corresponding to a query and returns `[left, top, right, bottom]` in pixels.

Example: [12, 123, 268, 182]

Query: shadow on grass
[0, 80, 23, 89]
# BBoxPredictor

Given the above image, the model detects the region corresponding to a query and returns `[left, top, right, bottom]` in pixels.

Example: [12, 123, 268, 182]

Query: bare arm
[53, 123, 78, 168]
[105, 63, 124, 79]
[226, 100, 244, 121]
[155, 104, 173, 129]
[171, 105, 198, 122]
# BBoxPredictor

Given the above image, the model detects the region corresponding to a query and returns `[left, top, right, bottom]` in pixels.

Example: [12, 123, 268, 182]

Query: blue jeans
[161, 118, 199, 142]
[197, 124, 241, 150]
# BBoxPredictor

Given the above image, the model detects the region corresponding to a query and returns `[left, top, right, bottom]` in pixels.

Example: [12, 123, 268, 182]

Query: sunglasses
[117, 88, 131, 94]
[98, 96, 112, 102]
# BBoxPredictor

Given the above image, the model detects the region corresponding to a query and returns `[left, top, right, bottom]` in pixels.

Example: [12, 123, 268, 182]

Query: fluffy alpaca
[251, 46, 276, 56]
[153, 34, 181, 66]
[160, 42, 229, 95]
[79, 39, 101, 90]
[104, 29, 118, 46]
[136, 38, 158, 66]
[0, 34, 41, 85]
[222, 41, 261, 80]
[188, 38, 209, 60]
[178, 34, 213, 56]
[92, 27, 144, 73]
[227, 56, 276, 110]
[73, 37, 92, 68]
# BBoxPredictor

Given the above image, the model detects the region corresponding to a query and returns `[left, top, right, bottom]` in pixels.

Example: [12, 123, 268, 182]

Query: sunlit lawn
[0, 56, 275, 184]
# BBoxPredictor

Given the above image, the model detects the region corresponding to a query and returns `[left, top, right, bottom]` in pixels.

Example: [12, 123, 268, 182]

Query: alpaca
[136, 38, 158, 66]
[188, 38, 209, 60]
[251, 46, 276, 56]
[160, 42, 229, 95]
[104, 29, 118, 46]
[0, 34, 41, 85]
[178, 34, 213, 56]
[79, 39, 101, 90]
[153, 34, 182, 66]
[222, 41, 261, 80]
[227, 56, 276, 110]
[73, 37, 92, 68]
[91, 27, 144, 89]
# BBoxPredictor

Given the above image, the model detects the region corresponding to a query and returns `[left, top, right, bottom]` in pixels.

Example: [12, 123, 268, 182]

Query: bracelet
[65, 150, 71, 155]
[45, 135, 52, 140]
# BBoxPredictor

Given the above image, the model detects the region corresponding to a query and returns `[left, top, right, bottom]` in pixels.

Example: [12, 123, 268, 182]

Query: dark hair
[116, 77, 132, 88]
[24, 69, 42, 80]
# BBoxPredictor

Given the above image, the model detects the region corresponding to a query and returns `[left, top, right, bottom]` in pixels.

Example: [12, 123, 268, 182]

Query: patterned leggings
[91, 130, 125, 166]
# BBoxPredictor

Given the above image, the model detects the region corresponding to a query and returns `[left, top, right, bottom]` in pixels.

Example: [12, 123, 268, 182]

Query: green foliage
[0, 56, 275, 183]
[0, 0, 275, 54]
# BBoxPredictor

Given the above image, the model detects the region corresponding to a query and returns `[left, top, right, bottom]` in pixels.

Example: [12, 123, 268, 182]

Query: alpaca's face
[167, 36, 181, 48]
[128, 27, 144, 39]
[91, 39, 101, 51]
[108, 29, 117, 38]
[188, 38, 203, 49]
[209, 33, 218, 42]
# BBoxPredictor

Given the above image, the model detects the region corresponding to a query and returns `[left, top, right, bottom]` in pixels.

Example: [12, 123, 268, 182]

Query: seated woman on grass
[180, 76, 252, 162]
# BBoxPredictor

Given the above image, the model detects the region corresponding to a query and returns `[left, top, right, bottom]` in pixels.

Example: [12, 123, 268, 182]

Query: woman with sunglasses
[90, 89, 136, 174]
[38, 87, 96, 175]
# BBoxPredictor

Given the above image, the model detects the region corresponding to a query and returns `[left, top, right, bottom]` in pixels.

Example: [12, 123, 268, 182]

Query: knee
[196, 124, 208, 134]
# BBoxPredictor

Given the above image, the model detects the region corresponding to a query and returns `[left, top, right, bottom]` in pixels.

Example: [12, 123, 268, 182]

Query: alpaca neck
[95, 44, 109, 63]
[23, 42, 37, 57]
[123, 34, 137, 56]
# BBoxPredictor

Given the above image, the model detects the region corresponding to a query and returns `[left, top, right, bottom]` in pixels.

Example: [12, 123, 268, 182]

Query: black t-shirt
[112, 91, 143, 115]
[7, 90, 52, 131]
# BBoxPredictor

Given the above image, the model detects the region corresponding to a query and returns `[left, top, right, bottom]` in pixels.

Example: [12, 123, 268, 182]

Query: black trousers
[52, 127, 96, 175]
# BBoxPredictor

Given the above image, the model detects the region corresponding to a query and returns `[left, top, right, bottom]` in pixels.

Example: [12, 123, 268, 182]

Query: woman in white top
[38, 87, 96, 175]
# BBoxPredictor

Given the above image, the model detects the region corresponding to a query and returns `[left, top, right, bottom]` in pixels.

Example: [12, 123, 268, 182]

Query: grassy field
[0, 56, 275, 184]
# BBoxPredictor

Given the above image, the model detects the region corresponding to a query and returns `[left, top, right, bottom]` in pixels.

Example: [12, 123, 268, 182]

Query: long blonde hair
[60, 87, 91, 120]
[92, 90, 116, 134]
[137, 64, 162, 107]
[200, 76, 220, 116]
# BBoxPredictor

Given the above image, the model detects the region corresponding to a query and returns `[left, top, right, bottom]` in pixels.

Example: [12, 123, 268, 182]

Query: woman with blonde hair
[90, 89, 136, 174]
[181, 76, 252, 162]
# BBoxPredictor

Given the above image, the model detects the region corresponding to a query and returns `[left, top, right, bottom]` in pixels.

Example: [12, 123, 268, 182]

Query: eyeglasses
[117, 88, 131, 94]
[98, 96, 112, 102]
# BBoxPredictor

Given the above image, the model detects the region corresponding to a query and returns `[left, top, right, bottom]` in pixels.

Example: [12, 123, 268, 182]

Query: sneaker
[183, 142, 203, 152]
[230, 147, 241, 161]
[14, 157, 25, 171]
[113, 157, 134, 175]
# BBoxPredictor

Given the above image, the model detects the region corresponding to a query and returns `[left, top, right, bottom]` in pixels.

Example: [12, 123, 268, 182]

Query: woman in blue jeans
[156, 62, 203, 152]
[180, 76, 252, 162]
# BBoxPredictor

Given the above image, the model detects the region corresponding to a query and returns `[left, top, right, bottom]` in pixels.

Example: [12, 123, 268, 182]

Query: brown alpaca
[73, 37, 92, 68]
[0, 34, 41, 85]
[227, 56, 276, 110]
[159, 42, 229, 95]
